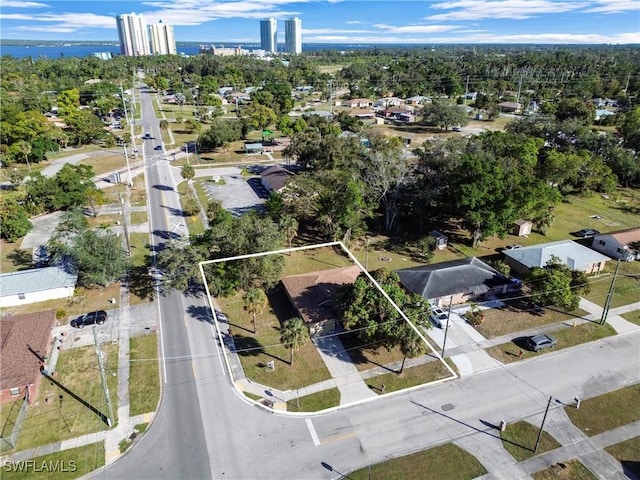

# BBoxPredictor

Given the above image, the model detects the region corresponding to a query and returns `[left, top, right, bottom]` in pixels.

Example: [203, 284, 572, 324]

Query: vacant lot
[79, 153, 127, 177]
[564, 384, 640, 436]
[487, 323, 616, 364]
[17, 344, 118, 450]
[476, 299, 587, 339]
[348, 443, 487, 480]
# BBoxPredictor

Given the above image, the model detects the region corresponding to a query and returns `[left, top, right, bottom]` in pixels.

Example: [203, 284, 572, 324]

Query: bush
[55, 309, 67, 320]
[183, 198, 200, 217]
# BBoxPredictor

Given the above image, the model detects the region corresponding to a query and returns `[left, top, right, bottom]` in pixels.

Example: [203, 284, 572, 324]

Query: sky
[0, 0, 639, 44]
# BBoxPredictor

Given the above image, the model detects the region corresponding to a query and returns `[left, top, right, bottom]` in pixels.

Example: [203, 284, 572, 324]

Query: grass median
[500, 420, 561, 461]
[129, 333, 160, 416]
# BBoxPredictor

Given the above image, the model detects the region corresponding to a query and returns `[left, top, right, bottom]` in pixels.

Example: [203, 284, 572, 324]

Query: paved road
[96, 82, 640, 480]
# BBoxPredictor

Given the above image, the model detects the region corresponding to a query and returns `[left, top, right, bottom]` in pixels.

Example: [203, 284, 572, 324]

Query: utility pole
[516, 75, 523, 108]
[441, 296, 453, 358]
[118, 191, 131, 257]
[464, 75, 470, 105]
[534, 396, 553, 453]
[93, 326, 114, 427]
[120, 84, 137, 159]
[122, 143, 133, 187]
[600, 259, 621, 325]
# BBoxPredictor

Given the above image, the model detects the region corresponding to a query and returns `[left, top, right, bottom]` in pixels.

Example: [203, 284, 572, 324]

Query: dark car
[575, 228, 600, 238]
[71, 310, 108, 328]
[525, 334, 557, 352]
[154, 145, 163, 151]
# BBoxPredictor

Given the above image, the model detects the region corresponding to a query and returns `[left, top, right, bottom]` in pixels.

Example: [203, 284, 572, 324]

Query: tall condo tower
[260, 17, 277, 53]
[285, 17, 302, 54]
[149, 20, 176, 55]
[116, 12, 150, 56]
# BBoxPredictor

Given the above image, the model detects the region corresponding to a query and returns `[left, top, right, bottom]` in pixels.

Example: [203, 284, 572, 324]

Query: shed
[513, 219, 532, 237]
[429, 230, 448, 250]
[244, 143, 264, 154]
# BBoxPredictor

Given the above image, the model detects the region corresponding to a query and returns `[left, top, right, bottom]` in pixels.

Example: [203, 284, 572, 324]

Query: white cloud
[303, 28, 371, 34]
[373, 23, 460, 33]
[345, 20, 363, 24]
[426, 0, 587, 21]
[1, 1, 48, 7]
[582, 0, 640, 13]
[0, 12, 114, 29]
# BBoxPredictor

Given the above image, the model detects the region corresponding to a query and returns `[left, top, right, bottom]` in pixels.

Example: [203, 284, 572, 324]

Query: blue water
[0, 42, 419, 59]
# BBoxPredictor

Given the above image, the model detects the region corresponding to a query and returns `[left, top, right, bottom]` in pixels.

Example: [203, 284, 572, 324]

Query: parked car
[154, 145, 162, 150]
[214, 311, 228, 322]
[71, 310, 108, 328]
[504, 244, 522, 250]
[575, 228, 600, 238]
[430, 307, 450, 329]
[452, 126, 462, 132]
[525, 334, 557, 352]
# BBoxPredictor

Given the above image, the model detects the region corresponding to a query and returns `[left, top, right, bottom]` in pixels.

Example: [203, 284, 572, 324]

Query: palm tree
[280, 317, 309, 365]
[180, 164, 195, 195]
[398, 325, 426, 374]
[279, 216, 298, 253]
[243, 287, 267, 333]
[159, 119, 169, 131]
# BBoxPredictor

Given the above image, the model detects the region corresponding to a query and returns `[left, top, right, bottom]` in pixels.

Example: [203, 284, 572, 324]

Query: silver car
[526, 334, 557, 352]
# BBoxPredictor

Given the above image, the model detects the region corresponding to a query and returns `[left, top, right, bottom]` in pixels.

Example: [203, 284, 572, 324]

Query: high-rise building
[285, 17, 302, 54]
[116, 12, 150, 56]
[149, 20, 176, 55]
[260, 17, 277, 53]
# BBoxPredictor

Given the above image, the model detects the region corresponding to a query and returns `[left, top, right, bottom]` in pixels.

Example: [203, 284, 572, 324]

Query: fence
[0, 392, 29, 453]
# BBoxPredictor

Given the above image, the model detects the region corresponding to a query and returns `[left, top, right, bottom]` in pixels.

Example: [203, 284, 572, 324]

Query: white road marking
[306, 418, 321, 446]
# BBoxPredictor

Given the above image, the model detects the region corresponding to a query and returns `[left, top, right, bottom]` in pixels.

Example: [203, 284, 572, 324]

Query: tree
[180, 164, 196, 195]
[243, 287, 267, 333]
[279, 317, 309, 365]
[421, 101, 468, 131]
[159, 119, 169, 131]
[279, 215, 298, 251]
[555, 98, 595, 124]
[64, 109, 105, 146]
[156, 242, 206, 294]
[397, 324, 426, 374]
[49, 230, 129, 287]
[0, 198, 32, 241]
[244, 103, 277, 130]
[527, 256, 591, 311]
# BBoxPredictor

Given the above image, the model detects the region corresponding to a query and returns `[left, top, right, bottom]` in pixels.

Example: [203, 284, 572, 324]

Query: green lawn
[487, 323, 616, 364]
[279, 245, 353, 276]
[605, 436, 640, 478]
[621, 310, 640, 325]
[584, 260, 640, 308]
[564, 384, 640, 436]
[217, 288, 332, 390]
[1, 442, 105, 480]
[500, 420, 561, 462]
[364, 359, 456, 394]
[288, 388, 340, 412]
[0, 239, 33, 274]
[532, 459, 597, 480]
[129, 334, 160, 416]
[348, 443, 487, 480]
[16, 344, 118, 451]
[130, 211, 147, 225]
[0, 399, 23, 449]
[79, 154, 126, 177]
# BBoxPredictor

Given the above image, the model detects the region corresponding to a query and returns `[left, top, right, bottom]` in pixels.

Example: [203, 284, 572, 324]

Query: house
[260, 165, 294, 193]
[0, 266, 77, 308]
[245, 142, 265, 154]
[503, 240, 610, 275]
[348, 109, 376, 120]
[591, 228, 640, 262]
[281, 265, 361, 335]
[342, 98, 373, 108]
[405, 95, 430, 106]
[374, 97, 405, 108]
[395, 258, 516, 307]
[302, 110, 334, 120]
[397, 112, 417, 123]
[498, 102, 522, 113]
[429, 230, 448, 250]
[378, 108, 412, 119]
[512, 219, 533, 237]
[0, 310, 57, 404]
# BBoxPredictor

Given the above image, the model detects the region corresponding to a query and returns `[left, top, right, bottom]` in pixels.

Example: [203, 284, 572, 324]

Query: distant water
[0, 42, 421, 59]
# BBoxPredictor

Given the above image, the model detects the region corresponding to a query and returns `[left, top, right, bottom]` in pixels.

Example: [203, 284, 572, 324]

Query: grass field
[621, 310, 640, 325]
[564, 384, 640, 436]
[130, 211, 148, 225]
[476, 301, 587, 339]
[16, 344, 118, 451]
[605, 436, 640, 478]
[532, 459, 597, 480]
[129, 334, 160, 416]
[348, 443, 487, 480]
[289, 388, 340, 412]
[584, 260, 640, 308]
[79, 154, 127, 177]
[364, 358, 455, 394]
[1, 442, 105, 480]
[486, 323, 616, 364]
[279, 245, 353, 276]
[500, 420, 561, 461]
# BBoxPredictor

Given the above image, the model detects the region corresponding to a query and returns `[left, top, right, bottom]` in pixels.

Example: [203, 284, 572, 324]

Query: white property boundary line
[198, 241, 458, 414]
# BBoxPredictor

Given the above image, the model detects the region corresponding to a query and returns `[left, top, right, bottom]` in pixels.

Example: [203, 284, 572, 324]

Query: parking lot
[196, 166, 268, 216]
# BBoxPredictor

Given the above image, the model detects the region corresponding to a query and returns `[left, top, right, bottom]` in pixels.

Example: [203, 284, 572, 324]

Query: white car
[430, 307, 451, 328]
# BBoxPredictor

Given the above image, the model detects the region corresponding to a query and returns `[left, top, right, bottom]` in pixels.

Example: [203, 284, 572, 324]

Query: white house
[591, 228, 640, 262]
[0, 266, 77, 308]
[503, 240, 610, 275]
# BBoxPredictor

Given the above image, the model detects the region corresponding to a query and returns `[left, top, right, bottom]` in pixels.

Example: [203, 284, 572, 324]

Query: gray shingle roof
[395, 257, 512, 300]
[503, 240, 610, 270]
[0, 266, 77, 297]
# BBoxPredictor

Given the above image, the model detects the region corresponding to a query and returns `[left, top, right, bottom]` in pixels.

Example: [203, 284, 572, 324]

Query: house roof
[513, 219, 532, 226]
[281, 265, 361, 324]
[503, 240, 610, 270]
[498, 102, 522, 109]
[1, 310, 56, 391]
[346, 98, 372, 104]
[593, 227, 640, 247]
[260, 165, 294, 191]
[349, 109, 375, 117]
[395, 258, 512, 301]
[0, 266, 77, 298]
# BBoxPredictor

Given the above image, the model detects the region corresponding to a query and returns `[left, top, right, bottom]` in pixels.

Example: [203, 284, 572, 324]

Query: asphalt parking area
[201, 174, 266, 216]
